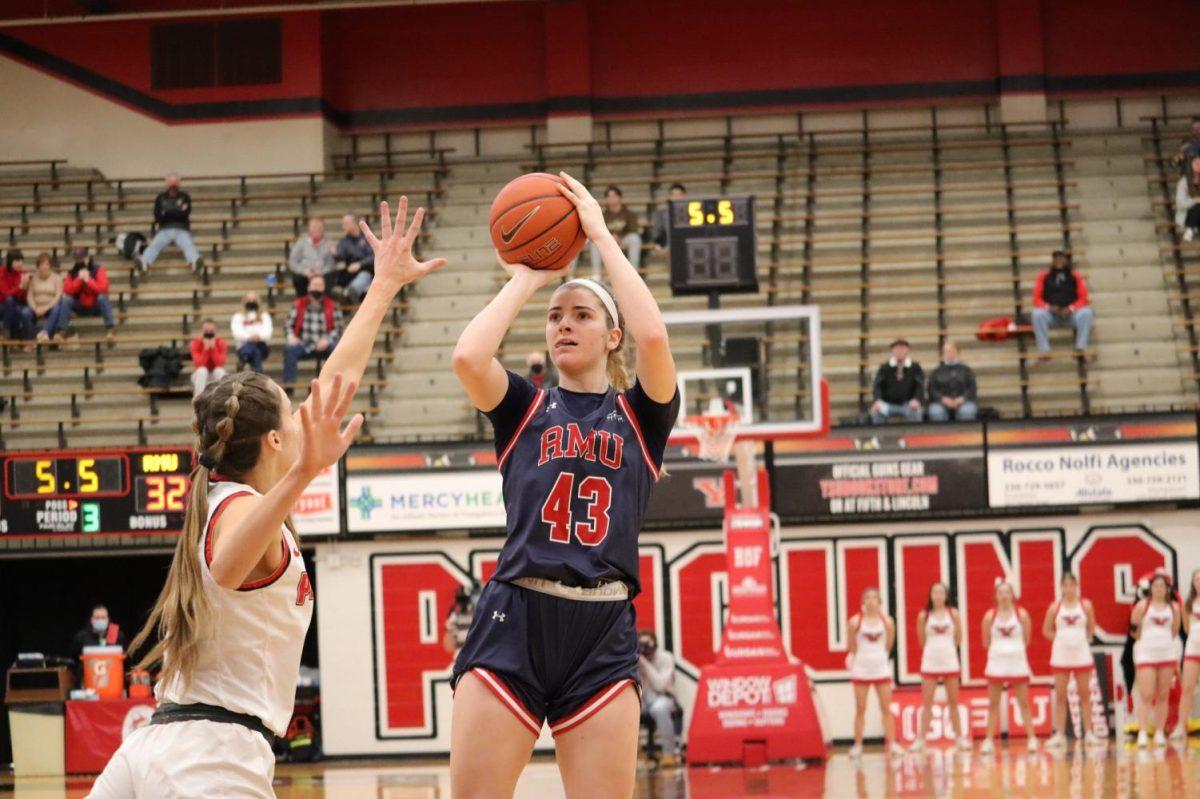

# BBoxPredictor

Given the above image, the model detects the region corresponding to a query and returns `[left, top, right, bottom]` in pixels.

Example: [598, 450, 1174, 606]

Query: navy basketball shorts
[451, 579, 640, 737]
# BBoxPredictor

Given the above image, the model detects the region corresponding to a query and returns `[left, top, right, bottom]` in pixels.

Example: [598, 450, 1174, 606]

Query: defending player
[911, 582, 969, 752]
[846, 587, 900, 758]
[1042, 572, 1103, 748]
[449, 172, 679, 797]
[980, 580, 1039, 754]
[88, 200, 443, 798]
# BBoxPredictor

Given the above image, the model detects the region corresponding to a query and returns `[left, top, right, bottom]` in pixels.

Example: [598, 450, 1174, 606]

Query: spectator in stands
[283, 274, 343, 386]
[230, 290, 272, 373]
[589, 184, 641, 278]
[870, 339, 924, 424]
[638, 630, 679, 765]
[443, 584, 479, 657]
[138, 172, 202, 273]
[1173, 117, 1200, 176]
[29, 252, 62, 343]
[289, 217, 336, 296]
[189, 318, 228, 397]
[526, 350, 556, 389]
[926, 340, 978, 422]
[334, 212, 374, 302]
[1032, 250, 1093, 359]
[0, 249, 32, 340]
[650, 182, 687, 251]
[1176, 156, 1200, 242]
[44, 248, 115, 344]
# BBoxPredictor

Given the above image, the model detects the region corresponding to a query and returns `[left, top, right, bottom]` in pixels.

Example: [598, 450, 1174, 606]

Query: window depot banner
[987, 415, 1200, 508]
[293, 464, 340, 536]
[345, 470, 505, 532]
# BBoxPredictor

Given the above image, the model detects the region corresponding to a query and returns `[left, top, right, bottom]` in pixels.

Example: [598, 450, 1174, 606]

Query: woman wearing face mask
[847, 587, 900, 758]
[190, 318, 229, 397]
[231, 291, 273, 373]
[449, 172, 679, 798]
[87, 200, 444, 798]
[1042, 572, 1103, 748]
[980, 580, 1038, 754]
[911, 582, 969, 752]
[1131, 572, 1181, 748]
[1171, 568, 1200, 742]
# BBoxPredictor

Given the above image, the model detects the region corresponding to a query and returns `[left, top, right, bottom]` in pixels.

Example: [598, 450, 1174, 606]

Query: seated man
[1172, 117, 1200, 176]
[588, 184, 641, 278]
[334, 213, 375, 302]
[138, 172, 202, 272]
[189, 318, 228, 397]
[870, 339, 924, 424]
[0, 249, 31, 340]
[230, 291, 272, 373]
[926, 340, 978, 421]
[650, 183, 687, 251]
[1032, 250, 1093, 359]
[283, 275, 344, 386]
[289, 217, 336, 296]
[43, 248, 116, 343]
[638, 630, 679, 766]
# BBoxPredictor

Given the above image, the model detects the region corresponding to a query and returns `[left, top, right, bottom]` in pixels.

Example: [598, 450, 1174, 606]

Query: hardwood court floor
[3, 741, 1200, 798]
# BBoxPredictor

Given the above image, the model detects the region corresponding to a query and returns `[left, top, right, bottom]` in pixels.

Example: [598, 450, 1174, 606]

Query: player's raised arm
[452, 254, 568, 411]
[556, 172, 676, 402]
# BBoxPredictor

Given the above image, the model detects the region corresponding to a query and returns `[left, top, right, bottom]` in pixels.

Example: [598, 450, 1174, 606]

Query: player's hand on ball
[359, 197, 448, 295]
[297, 372, 362, 478]
[495, 250, 571, 289]
[556, 172, 609, 243]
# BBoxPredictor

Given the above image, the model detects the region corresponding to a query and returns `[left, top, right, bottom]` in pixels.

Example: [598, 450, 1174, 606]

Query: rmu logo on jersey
[538, 424, 625, 469]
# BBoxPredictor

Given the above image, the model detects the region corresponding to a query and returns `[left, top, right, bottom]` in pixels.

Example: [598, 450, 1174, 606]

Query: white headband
[563, 278, 620, 326]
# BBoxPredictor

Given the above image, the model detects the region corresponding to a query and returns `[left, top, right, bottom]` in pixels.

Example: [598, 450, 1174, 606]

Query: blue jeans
[141, 227, 200, 266]
[1032, 306, 1093, 352]
[237, 341, 270, 372]
[44, 293, 114, 334]
[2, 297, 35, 339]
[927, 400, 978, 421]
[283, 336, 337, 384]
[871, 401, 923, 424]
[344, 269, 372, 302]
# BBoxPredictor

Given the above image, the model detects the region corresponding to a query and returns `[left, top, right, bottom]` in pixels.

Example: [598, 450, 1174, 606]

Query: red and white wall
[315, 509, 1200, 755]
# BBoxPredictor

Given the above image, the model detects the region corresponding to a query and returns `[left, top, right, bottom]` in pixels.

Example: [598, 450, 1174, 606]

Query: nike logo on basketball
[499, 206, 540, 244]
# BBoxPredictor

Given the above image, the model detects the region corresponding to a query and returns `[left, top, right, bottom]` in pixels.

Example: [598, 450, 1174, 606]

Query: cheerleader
[980, 580, 1038, 754]
[847, 588, 900, 758]
[1130, 572, 1180, 748]
[1172, 568, 1200, 741]
[910, 582, 969, 752]
[1042, 572, 1102, 747]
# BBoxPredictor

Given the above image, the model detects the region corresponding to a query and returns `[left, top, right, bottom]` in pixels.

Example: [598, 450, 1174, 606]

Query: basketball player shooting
[449, 172, 680, 798]
[87, 199, 444, 798]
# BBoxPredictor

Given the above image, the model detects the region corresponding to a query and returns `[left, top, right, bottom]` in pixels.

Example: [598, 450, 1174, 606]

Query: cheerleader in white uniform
[88, 200, 444, 797]
[980, 581, 1038, 754]
[1130, 572, 1180, 748]
[911, 582, 969, 752]
[1173, 569, 1200, 741]
[1042, 572, 1102, 747]
[847, 587, 900, 758]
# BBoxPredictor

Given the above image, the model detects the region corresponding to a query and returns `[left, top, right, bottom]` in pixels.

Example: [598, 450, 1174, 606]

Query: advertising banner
[890, 685, 1053, 744]
[293, 464, 340, 536]
[987, 415, 1200, 508]
[65, 698, 155, 774]
[772, 425, 986, 519]
[345, 470, 505, 532]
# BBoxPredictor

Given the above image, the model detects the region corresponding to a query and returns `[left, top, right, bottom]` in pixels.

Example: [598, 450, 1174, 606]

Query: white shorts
[849, 652, 892, 684]
[919, 640, 960, 677]
[1050, 638, 1094, 672]
[1133, 638, 1179, 668]
[88, 719, 275, 799]
[1187, 632, 1200, 662]
[985, 647, 1031, 683]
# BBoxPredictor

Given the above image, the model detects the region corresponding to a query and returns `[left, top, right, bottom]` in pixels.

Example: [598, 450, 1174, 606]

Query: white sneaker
[908, 739, 926, 754]
[979, 738, 994, 755]
[1169, 726, 1187, 742]
[957, 736, 973, 751]
[1153, 730, 1167, 748]
[1185, 227, 1196, 242]
[848, 743, 863, 759]
[1044, 733, 1066, 749]
[1027, 737, 1040, 753]
[1137, 729, 1149, 748]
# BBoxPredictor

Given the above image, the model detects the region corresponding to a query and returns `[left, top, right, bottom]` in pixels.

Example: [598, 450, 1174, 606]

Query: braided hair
[130, 372, 285, 688]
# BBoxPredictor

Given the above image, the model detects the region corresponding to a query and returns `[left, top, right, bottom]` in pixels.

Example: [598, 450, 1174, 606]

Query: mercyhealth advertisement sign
[986, 414, 1200, 508]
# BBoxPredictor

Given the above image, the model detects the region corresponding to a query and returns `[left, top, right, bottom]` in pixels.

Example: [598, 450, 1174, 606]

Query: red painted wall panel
[1042, 0, 1200, 79]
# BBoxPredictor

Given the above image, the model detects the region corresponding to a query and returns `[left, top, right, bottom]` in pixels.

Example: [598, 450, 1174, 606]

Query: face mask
[309, 291, 324, 301]
[203, 330, 215, 339]
[530, 363, 544, 375]
[91, 619, 108, 635]
[245, 302, 258, 313]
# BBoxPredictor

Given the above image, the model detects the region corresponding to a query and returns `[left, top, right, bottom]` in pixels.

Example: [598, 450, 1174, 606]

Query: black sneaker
[192, 256, 205, 274]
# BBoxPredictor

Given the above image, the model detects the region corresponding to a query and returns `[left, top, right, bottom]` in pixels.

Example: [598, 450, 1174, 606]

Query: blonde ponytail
[607, 343, 631, 391]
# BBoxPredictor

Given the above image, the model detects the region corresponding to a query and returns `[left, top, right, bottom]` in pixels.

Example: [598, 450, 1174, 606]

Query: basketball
[489, 172, 586, 270]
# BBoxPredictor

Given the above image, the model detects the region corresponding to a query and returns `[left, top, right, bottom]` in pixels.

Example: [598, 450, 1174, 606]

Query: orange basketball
[489, 172, 586, 270]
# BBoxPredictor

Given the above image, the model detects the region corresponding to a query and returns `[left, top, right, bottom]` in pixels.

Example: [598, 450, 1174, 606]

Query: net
[683, 398, 741, 463]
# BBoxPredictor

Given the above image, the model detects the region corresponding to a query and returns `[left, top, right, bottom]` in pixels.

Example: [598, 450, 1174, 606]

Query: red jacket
[0, 267, 27, 303]
[63, 263, 110, 309]
[190, 336, 228, 370]
[291, 295, 337, 336]
[1033, 269, 1088, 310]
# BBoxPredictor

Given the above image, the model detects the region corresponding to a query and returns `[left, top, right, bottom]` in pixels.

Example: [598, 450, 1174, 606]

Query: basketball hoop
[683, 399, 741, 463]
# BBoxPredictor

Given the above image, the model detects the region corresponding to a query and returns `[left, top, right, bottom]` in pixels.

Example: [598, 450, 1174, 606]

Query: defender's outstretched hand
[297, 372, 362, 479]
[359, 197, 448, 295]
[555, 172, 610, 244]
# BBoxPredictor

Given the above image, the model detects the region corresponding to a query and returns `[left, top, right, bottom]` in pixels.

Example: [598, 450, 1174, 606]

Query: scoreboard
[0, 447, 192, 536]
[667, 196, 759, 295]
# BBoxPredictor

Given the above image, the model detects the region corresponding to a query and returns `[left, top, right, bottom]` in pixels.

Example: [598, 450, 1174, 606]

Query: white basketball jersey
[156, 480, 314, 736]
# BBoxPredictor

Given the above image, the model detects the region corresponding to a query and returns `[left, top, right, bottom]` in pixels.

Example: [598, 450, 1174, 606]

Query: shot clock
[1, 447, 192, 536]
[666, 196, 759, 295]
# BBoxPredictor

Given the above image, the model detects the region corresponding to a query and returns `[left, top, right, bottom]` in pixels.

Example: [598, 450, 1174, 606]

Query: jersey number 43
[541, 473, 612, 546]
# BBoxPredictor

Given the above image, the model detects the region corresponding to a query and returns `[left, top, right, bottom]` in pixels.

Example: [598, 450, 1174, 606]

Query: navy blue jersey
[486, 372, 679, 596]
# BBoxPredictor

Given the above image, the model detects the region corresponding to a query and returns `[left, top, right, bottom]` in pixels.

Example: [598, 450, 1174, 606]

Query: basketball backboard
[656, 305, 828, 447]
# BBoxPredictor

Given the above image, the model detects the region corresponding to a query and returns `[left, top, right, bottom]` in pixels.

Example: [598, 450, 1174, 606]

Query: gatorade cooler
[128, 668, 152, 699]
[81, 646, 125, 699]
